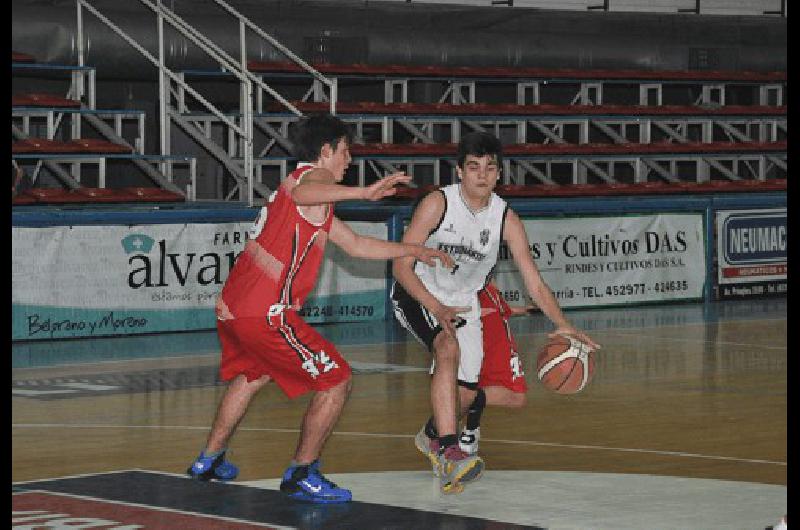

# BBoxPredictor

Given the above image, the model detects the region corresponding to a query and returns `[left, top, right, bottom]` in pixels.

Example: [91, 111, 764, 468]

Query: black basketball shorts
[390, 281, 482, 384]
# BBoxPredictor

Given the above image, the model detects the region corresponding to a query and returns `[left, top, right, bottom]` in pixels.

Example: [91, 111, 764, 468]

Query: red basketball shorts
[478, 285, 527, 394]
[217, 311, 351, 399]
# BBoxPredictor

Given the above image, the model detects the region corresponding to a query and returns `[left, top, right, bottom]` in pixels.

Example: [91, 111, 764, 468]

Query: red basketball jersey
[216, 164, 332, 319]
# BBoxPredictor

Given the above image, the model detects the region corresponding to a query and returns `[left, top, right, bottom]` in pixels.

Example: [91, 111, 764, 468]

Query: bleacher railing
[76, 0, 339, 205]
[208, 0, 337, 115]
[77, 0, 256, 202]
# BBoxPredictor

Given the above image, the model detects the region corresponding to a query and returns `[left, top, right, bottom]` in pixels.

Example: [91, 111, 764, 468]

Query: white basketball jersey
[414, 184, 507, 321]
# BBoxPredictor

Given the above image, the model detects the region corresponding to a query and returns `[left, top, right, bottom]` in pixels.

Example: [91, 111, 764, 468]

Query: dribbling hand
[549, 326, 601, 351]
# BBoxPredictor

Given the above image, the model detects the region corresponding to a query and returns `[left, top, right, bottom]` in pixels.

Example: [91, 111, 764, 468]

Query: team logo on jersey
[443, 223, 457, 234]
[480, 229, 490, 246]
[510, 353, 524, 380]
[300, 350, 339, 378]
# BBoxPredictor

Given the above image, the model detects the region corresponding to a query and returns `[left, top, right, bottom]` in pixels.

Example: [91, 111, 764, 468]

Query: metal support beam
[528, 121, 567, 144]
[11, 124, 82, 190]
[578, 159, 615, 183]
[513, 160, 555, 185]
[592, 121, 629, 144]
[253, 118, 296, 154]
[652, 121, 689, 143]
[169, 106, 271, 198]
[716, 121, 753, 143]
[766, 155, 787, 172]
[704, 158, 742, 181]
[396, 120, 437, 144]
[82, 113, 184, 193]
[641, 159, 680, 183]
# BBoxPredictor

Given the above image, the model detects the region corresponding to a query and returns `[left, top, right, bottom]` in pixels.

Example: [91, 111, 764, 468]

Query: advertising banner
[12, 221, 386, 341]
[493, 214, 705, 308]
[716, 208, 787, 299]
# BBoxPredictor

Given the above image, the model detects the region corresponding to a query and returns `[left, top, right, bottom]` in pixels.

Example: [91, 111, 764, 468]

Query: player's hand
[432, 303, 471, 337]
[361, 172, 412, 201]
[413, 245, 455, 269]
[549, 326, 601, 351]
[507, 304, 538, 317]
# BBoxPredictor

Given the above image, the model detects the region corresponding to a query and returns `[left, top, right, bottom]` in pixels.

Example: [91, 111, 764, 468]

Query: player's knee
[252, 374, 271, 388]
[233, 373, 270, 393]
[433, 336, 460, 364]
[485, 387, 526, 408]
[334, 374, 352, 394]
[319, 376, 352, 403]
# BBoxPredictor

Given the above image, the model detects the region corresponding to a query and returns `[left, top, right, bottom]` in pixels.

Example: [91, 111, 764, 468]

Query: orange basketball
[536, 335, 595, 394]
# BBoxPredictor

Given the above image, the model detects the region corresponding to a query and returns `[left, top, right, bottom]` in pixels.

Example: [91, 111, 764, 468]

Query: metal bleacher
[179, 58, 786, 193]
[11, 54, 191, 205]
[251, 100, 786, 187]
[244, 60, 787, 107]
[11, 1, 787, 205]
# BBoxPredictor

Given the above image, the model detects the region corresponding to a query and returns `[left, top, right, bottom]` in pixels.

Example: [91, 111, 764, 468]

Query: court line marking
[603, 330, 787, 350]
[12, 487, 288, 529]
[13, 468, 206, 486]
[11, 353, 220, 374]
[16, 316, 785, 354]
[13, 469, 139, 484]
[11, 317, 786, 375]
[11, 423, 786, 467]
[339, 316, 788, 351]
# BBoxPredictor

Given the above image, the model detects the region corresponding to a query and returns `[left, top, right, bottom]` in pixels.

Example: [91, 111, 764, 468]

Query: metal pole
[239, 19, 254, 205]
[88, 68, 96, 109]
[76, 1, 85, 102]
[330, 80, 337, 116]
[240, 19, 247, 72]
[157, 0, 168, 177]
[704, 206, 715, 303]
[246, 80, 254, 206]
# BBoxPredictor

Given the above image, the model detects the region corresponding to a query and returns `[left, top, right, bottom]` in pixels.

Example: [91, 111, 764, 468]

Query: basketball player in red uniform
[187, 114, 453, 504]
[457, 280, 534, 453]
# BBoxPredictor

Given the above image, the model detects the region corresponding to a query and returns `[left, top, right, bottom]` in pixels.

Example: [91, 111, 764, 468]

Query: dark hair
[457, 131, 503, 168]
[288, 113, 353, 161]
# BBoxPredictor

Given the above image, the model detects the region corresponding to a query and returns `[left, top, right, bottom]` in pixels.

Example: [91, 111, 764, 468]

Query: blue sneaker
[187, 450, 239, 481]
[279, 460, 352, 503]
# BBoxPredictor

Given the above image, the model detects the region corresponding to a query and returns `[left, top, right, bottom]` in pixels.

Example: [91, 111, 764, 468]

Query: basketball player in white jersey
[391, 132, 599, 491]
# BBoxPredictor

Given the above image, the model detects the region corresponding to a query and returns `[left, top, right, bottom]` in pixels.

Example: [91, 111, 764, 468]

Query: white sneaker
[414, 426, 440, 476]
[458, 426, 480, 455]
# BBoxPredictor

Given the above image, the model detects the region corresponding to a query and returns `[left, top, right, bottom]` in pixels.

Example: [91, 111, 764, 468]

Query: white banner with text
[716, 208, 787, 299]
[12, 221, 386, 340]
[493, 214, 706, 308]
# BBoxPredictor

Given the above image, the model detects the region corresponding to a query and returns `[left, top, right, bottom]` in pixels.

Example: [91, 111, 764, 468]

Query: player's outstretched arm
[292, 169, 411, 206]
[504, 209, 601, 350]
[329, 217, 454, 268]
[487, 279, 538, 316]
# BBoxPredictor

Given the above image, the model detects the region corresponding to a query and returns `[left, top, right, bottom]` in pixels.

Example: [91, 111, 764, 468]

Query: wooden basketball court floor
[13, 298, 787, 529]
